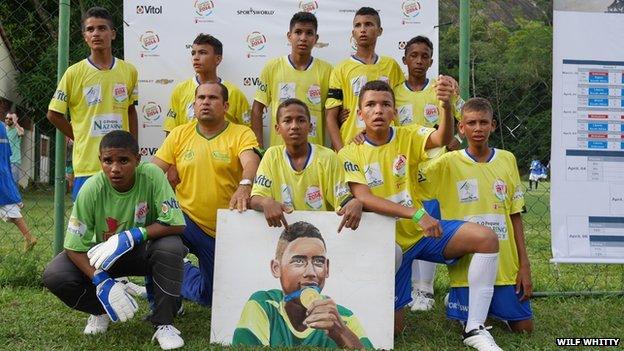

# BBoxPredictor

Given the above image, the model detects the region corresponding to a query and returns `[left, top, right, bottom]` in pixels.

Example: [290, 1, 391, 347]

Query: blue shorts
[72, 176, 90, 201]
[446, 285, 533, 322]
[423, 199, 441, 220]
[395, 219, 465, 310]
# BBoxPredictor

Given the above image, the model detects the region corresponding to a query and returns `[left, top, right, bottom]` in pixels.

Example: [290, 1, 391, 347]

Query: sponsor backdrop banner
[551, 0, 624, 263]
[211, 210, 395, 349]
[123, 0, 439, 155]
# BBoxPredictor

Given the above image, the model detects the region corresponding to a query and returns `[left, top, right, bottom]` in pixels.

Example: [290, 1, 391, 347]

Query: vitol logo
[136, 5, 162, 14]
[140, 147, 159, 156]
[398, 41, 407, 50]
[299, 0, 319, 13]
[194, 0, 215, 17]
[247, 31, 267, 51]
[140, 30, 159, 51]
[141, 102, 162, 121]
[243, 77, 261, 86]
[402, 0, 421, 19]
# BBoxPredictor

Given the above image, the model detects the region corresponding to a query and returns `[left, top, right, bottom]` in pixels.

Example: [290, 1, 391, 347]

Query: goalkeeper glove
[92, 270, 138, 322]
[88, 227, 147, 270]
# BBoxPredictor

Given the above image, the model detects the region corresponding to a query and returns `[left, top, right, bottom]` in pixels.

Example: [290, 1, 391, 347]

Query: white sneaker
[83, 314, 110, 335]
[463, 325, 503, 351]
[409, 289, 435, 311]
[152, 325, 184, 350]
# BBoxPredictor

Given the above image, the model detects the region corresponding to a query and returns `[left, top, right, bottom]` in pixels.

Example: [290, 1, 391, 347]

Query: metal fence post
[459, 0, 470, 100]
[53, 0, 70, 255]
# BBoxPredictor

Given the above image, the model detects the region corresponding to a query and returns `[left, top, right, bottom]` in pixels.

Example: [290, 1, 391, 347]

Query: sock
[465, 252, 498, 332]
[412, 260, 436, 295]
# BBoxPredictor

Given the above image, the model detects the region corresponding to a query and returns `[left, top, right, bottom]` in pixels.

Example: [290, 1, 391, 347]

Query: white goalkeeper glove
[92, 270, 138, 322]
[88, 227, 147, 270]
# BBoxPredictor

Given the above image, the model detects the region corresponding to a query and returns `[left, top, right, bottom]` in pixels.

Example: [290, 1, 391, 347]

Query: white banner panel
[211, 210, 395, 349]
[551, 1, 624, 263]
[123, 0, 439, 153]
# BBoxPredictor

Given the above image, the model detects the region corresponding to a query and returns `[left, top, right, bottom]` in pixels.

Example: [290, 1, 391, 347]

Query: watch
[239, 179, 253, 186]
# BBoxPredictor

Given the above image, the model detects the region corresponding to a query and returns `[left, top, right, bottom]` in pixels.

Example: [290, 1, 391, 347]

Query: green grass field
[0, 183, 622, 350]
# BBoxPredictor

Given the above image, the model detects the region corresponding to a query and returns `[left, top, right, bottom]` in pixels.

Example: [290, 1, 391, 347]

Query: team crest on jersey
[113, 83, 128, 103]
[281, 184, 294, 208]
[309, 115, 317, 137]
[398, 105, 413, 125]
[186, 102, 195, 119]
[279, 83, 296, 102]
[305, 186, 323, 210]
[84, 84, 102, 106]
[492, 179, 507, 201]
[243, 111, 251, 124]
[512, 184, 524, 201]
[392, 155, 407, 178]
[364, 163, 384, 187]
[334, 182, 350, 199]
[351, 75, 367, 96]
[457, 179, 478, 203]
[307, 84, 321, 105]
[134, 202, 148, 225]
[183, 149, 195, 161]
[67, 217, 87, 237]
[423, 104, 439, 124]
[387, 190, 414, 207]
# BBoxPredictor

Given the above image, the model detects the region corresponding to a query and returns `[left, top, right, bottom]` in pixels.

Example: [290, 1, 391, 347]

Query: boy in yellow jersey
[419, 98, 534, 333]
[163, 34, 251, 188]
[47, 7, 138, 200]
[153, 82, 260, 307]
[339, 80, 503, 351]
[163, 33, 250, 133]
[395, 35, 464, 312]
[251, 12, 332, 148]
[325, 7, 404, 151]
[249, 98, 363, 232]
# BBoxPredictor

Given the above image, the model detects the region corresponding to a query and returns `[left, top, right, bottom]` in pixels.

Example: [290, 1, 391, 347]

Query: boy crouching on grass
[43, 131, 187, 350]
[419, 97, 534, 333]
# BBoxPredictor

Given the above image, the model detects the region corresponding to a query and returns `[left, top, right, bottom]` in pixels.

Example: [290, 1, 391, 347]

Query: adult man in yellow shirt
[153, 82, 260, 306]
[47, 7, 138, 200]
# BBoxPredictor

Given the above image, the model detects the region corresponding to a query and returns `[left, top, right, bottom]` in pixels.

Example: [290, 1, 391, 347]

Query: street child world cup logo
[194, 0, 215, 23]
[246, 31, 267, 58]
[401, 0, 422, 25]
[299, 0, 319, 13]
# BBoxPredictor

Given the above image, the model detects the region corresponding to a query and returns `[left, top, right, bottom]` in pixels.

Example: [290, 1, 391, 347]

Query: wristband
[92, 270, 110, 286]
[339, 195, 354, 209]
[138, 227, 148, 241]
[412, 208, 427, 223]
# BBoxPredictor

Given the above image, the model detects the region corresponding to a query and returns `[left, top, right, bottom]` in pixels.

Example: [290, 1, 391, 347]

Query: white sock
[465, 252, 498, 333]
[395, 244, 403, 274]
[412, 260, 436, 295]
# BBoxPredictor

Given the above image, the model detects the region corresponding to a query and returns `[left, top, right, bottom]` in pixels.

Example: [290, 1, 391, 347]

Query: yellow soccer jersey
[254, 56, 332, 146]
[338, 126, 434, 251]
[251, 144, 351, 211]
[163, 77, 250, 132]
[325, 56, 404, 143]
[48, 58, 138, 177]
[419, 149, 525, 286]
[394, 79, 464, 128]
[155, 121, 258, 236]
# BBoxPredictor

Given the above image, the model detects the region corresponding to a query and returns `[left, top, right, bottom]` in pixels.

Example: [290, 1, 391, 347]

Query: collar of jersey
[363, 127, 395, 146]
[404, 78, 431, 92]
[462, 147, 497, 163]
[287, 55, 314, 71]
[194, 75, 222, 85]
[86, 56, 116, 71]
[350, 54, 379, 65]
[283, 143, 314, 173]
[195, 121, 229, 141]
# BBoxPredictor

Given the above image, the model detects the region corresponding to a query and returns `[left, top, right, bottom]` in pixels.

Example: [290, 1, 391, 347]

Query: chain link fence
[0, 0, 122, 286]
[0, 1, 621, 294]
